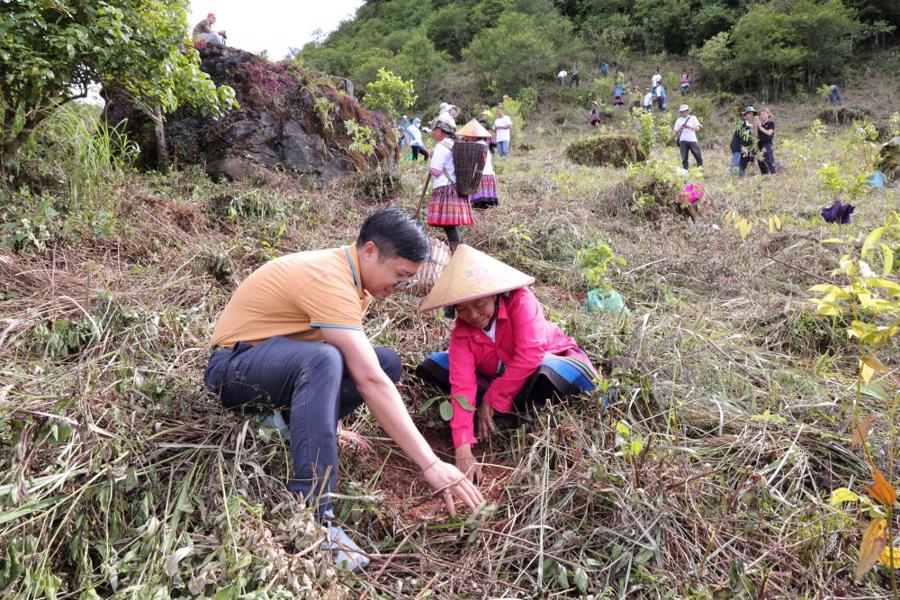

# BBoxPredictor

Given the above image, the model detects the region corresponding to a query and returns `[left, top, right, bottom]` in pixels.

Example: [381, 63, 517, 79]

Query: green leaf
[573, 567, 589, 594]
[861, 227, 885, 258]
[750, 410, 786, 424]
[831, 487, 860, 506]
[454, 394, 475, 412]
[881, 244, 894, 276]
[439, 400, 454, 422]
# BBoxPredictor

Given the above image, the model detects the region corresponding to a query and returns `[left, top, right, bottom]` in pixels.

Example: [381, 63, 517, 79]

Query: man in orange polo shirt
[205, 207, 483, 571]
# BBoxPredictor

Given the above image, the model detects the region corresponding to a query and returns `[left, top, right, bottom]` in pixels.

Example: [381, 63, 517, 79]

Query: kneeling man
[205, 207, 483, 570]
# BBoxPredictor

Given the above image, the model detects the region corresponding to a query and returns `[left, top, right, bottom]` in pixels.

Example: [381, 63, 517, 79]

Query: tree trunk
[149, 107, 170, 173]
[0, 117, 41, 178]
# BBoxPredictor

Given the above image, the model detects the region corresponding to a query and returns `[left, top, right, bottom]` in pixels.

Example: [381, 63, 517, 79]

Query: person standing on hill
[557, 69, 568, 86]
[205, 207, 484, 572]
[493, 107, 512, 157]
[651, 68, 662, 89]
[730, 106, 757, 176]
[589, 101, 600, 127]
[642, 88, 654, 112]
[478, 111, 497, 154]
[600, 61, 609, 77]
[459, 120, 499, 210]
[613, 84, 625, 107]
[571, 65, 580, 87]
[406, 118, 428, 162]
[427, 114, 473, 253]
[755, 107, 777, 175]
[673, 104, 703, 170]
[680, 70, 691, 95]
[192, 12, 226, 45]
[654, 83, 667, 111]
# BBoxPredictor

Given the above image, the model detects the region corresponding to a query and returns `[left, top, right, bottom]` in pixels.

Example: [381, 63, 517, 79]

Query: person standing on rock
[192, 12, 226, 45]
[493, 107, 512, 157]
[755, 107, 777, 175]
[427, 113, 473, 253]
[673, 104, 703, 170]
[205, 207, 484, 573]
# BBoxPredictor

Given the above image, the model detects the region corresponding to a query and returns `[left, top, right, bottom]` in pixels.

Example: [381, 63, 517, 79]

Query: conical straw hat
[419, 245, 535, 312]
[456, 119, 491, 139]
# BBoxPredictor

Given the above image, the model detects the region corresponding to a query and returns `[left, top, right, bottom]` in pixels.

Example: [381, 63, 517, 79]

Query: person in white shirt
[557, 70, 568, 86]
[427, 113, 472, 253]
[406, 118, 428, 161]
[651, 68, 662, 89]
[642, 89, 653, 112]
[673, 104, 703, 170]
[493, 107, 512, 157]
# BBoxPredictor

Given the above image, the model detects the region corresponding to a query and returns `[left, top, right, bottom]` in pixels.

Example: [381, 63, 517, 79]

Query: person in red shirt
[416, 245, 599, 481]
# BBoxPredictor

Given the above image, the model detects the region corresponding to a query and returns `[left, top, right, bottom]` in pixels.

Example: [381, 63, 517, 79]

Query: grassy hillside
[1, 61, 899, 599]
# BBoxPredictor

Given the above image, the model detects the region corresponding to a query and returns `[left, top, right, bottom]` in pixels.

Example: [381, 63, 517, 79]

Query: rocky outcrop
[103, 45, 396, 182]
[876, 136, 900, 183]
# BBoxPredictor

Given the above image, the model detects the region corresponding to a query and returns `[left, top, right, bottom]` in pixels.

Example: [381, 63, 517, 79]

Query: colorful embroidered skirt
[427, 184, 474, 226]
[469, 174, 499, 209]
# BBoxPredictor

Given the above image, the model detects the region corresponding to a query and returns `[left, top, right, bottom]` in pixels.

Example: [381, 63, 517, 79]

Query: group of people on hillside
[425, 102, 511, 252]
[397, 103, 513, 252]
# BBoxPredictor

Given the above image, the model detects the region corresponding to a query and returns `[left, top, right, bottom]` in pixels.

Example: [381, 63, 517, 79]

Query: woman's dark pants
[204, 336, 402, 519]
[758, 142, 777, 174]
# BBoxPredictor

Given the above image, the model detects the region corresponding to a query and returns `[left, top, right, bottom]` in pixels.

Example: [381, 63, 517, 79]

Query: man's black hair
[357, 207, 430, 263]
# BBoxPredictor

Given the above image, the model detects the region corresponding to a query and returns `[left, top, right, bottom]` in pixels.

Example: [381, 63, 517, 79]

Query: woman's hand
[455, 444, 483, 483]
[422, 458, 485, 514]
[477, 402, 497, 438]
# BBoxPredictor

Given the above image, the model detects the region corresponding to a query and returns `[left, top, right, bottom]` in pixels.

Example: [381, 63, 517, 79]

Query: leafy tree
[0, 0, 235, 173]
[364, 68, 417, 118]
[424, 4, 475, 59]
[465, 10, 575, 92]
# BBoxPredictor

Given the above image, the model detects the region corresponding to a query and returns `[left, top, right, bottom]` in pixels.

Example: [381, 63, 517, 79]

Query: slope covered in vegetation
[1, 47, 899, 598]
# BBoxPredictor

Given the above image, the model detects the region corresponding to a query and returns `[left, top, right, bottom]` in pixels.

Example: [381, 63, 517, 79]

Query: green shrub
[565, 134, 647, 167]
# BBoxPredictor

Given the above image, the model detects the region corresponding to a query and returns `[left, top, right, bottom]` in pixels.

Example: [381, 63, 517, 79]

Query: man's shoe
[322, 522, 370, 573]
[257, 410, 291, 441]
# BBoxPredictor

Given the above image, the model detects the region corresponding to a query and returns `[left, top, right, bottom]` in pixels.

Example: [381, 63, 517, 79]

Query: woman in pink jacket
[417, 245, 598, 481]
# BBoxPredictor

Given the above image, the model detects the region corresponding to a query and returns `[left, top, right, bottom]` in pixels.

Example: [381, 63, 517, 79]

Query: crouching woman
[416, 245, 599, 481]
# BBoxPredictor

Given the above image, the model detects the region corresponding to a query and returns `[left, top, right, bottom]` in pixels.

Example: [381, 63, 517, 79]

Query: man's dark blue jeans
[204, 336, 402, 519]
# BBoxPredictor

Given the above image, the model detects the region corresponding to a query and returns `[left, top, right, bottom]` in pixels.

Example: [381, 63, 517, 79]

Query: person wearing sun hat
[730, 106, 757, 176]
[427, 113, 473, 252]
[673, 104, 703, 170]
[415, 245, 599, 482]
[457, 119, 500, 210]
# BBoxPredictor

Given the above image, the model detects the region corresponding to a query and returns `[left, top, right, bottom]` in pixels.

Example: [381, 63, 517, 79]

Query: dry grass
[1, 68, 898, 600]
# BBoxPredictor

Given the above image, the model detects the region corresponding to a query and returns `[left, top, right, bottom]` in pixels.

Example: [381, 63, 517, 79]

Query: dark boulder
[103, 45, 396, 182]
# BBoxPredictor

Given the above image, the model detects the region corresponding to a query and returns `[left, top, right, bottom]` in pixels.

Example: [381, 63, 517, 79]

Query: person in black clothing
[730, 107, 757, 176]
[756, 108, 777, 175]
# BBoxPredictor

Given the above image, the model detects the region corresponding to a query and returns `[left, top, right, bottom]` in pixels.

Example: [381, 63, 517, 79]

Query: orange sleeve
[293, 273, 364, 331]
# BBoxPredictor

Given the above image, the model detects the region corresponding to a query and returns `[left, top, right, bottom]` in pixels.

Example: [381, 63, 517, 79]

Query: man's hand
[422, 460, 485, 515]
[477, 402, 497, 438]
[455, 444, 482, 483]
